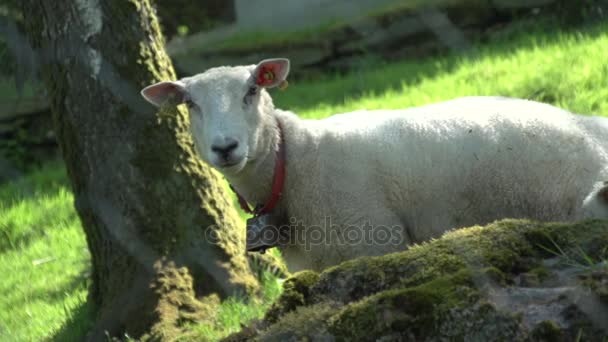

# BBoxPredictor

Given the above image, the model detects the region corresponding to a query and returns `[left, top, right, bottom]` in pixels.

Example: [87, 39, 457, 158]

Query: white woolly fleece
[256, 97, 608, 271]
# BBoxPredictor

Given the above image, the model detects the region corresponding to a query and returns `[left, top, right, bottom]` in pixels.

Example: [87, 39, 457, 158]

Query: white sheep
[141, 58, 608, 272]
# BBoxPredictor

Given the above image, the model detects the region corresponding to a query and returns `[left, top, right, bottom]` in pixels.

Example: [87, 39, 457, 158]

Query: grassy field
[0, 162, 92, 341]
[1, 19, 608, 341]
[273, 21, 608, 118]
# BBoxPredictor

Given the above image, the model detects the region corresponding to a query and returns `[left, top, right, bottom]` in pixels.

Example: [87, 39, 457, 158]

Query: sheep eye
[243, 86, 258, 105]
[185, 100, 197, 109]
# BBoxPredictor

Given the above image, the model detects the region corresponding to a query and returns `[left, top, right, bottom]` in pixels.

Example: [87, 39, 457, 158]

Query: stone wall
[234, 0, 397, 30]
[169, 0, 562, 78]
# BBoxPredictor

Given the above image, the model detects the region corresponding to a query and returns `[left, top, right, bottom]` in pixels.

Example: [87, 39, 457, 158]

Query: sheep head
[140, 58, 290, 174]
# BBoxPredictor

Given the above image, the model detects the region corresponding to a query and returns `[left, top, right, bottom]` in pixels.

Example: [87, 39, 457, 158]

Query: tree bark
[19, 0, 258, 340]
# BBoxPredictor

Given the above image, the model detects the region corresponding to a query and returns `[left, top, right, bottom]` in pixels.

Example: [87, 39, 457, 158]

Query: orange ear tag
[264, 71, 275, 81]
[257, 68, 276, 86]
[279, 80, 289, 91]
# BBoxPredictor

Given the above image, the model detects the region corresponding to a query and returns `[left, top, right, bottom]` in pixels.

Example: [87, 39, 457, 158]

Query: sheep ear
[252, 58, 290, 89]
[140, 81, 188, 107]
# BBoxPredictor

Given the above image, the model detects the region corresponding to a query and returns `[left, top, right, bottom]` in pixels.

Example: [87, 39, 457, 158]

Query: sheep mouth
[215, 158, 247, 173]
[217, 161, 240, 170]
[217, 160, 240, 168]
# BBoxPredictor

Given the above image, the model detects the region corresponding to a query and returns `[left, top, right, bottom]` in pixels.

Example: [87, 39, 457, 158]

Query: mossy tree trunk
[19, 0, 257, 340]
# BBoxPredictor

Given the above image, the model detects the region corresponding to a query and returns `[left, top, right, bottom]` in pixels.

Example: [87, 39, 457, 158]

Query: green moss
[312, 242, 468, 304]
[435, 301, 525, 341]
[263, 270, 320, 324]
[529, 266, 552, 283]
[238, 220, 608, 340]
[579, 269, 608, 304]
[524, 220, 608, 269]
[96, 0, 177, 88]
[328, 269, 476, 340]
[531, 320, 563, 341]
[311, 220, 608, 304]
[577, 230, 608, 262]
[326, 267, 527, 340]
[463, 221, 538, 274]
[523, 224, 575, 257]
[261, 302, 340, 341]
[147, 266, 221, 341]
[481, 266, 509, 285]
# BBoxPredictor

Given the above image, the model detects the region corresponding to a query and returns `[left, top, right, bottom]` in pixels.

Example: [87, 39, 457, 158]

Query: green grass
[1, 19, 608, 341]
[273, 21, 608, 119]
[184, 270, 283, 341]
[0, 161, 91, 341]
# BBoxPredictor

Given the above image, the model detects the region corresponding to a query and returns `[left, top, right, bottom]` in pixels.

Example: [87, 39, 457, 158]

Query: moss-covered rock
[226, 219, 608, 341]
[328, 269, 478, 340]
[261, 302, 340, 341]
[263, 270, 320, 324]
[531, 320, 563, 342]
[579, 268, 608, 304]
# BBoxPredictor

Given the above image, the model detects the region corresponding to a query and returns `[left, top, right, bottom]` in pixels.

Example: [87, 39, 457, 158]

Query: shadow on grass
[49, 299, 95, 342]
[1, 267, 90, 311]
[0, 159, 74, 253]
[0, 158, 69, 202]
[273, 17, 608, 114]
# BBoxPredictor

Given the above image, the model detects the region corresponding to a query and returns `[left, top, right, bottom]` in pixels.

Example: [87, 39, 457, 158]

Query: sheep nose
[211, 139, 239, 159]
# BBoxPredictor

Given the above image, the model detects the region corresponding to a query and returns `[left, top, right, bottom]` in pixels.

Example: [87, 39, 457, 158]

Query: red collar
[230, 122, 286, 216]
